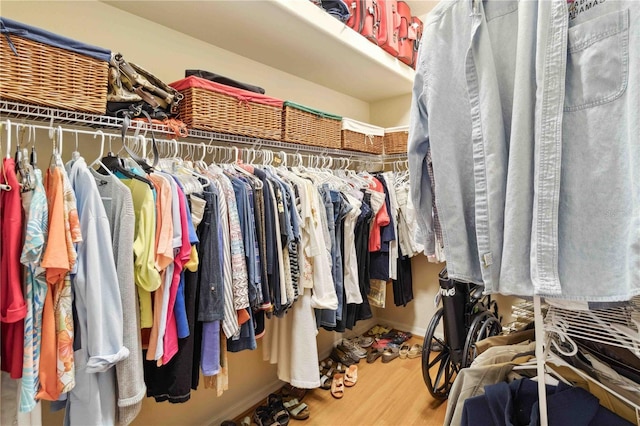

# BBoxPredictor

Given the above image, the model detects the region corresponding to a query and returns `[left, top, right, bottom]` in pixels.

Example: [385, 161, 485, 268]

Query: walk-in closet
[1, 1, 638, 425]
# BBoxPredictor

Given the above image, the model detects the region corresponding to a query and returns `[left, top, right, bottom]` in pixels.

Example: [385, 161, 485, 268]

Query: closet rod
[0, 100, 390, 160]
[0, 121, 376, 173]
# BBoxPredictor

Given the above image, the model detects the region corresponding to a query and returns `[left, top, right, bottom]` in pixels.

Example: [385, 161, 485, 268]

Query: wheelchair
[421, 268, 502, 401]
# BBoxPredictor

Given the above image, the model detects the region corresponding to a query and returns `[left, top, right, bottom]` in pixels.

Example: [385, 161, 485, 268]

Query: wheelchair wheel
[422, 308, 460, 401]
[461, 311, 502, 368]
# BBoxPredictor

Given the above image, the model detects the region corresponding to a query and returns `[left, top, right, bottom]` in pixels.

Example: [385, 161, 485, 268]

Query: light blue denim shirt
[409, 0, 639, 301]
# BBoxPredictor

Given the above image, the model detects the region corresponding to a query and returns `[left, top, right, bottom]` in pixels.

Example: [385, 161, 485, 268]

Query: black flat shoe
[330, 347, 355, 366]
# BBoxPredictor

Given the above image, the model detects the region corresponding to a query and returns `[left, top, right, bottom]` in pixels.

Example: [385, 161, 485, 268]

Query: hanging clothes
[91, 168, 146, 426]
[38, 165, 76, 401]
[64, 157, 128, 426]
[350, 190, 374, 327]
[19, 168, 48, 413]
[123, 177, 161, 330]
[369, 175, 395, 282]
[1, 158, 27, 379]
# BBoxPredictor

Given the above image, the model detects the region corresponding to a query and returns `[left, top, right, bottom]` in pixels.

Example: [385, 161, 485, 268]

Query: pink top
[161, 184, 192, 365]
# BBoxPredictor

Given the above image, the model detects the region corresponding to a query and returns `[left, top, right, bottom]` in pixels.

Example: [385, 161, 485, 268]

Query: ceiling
[102, 0, 438, 102]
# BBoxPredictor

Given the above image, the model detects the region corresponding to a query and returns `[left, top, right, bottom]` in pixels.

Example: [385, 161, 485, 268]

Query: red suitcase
[346, 0, 381, 45]
[377, 0, 400, 56]
[409, 15, 423, 68]
[397, 1, 413, 66]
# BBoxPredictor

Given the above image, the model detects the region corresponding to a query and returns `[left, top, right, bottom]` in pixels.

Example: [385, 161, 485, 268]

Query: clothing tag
[482, 252, 493, 267]
[568, 0, 606, 20]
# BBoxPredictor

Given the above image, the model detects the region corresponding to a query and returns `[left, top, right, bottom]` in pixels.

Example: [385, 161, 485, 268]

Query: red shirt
[1, 158, 27, 379]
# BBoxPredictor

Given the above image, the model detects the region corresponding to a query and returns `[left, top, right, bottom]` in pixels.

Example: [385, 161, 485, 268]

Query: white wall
[370, 93, 412, 128]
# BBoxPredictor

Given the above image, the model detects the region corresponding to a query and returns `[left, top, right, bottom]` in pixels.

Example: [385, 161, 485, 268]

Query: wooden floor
[235, 337, 448, 425]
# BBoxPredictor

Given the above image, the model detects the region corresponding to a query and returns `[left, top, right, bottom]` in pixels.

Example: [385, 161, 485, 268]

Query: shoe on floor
[337, 343, 361, 363]
[330, 347, 355, 366]
[366, 348, 384, 363]
[341, 339, 367, 358]
[381, 346, 400, 363]
[355, 335, 374, 348]
[408, 343, 423, 359]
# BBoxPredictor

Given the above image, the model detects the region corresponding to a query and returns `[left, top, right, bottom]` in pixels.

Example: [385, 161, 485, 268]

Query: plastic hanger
[89, 130, 115, 183]
[99, 133, 154, 189]
[28, 125, 37, 168]
[119, 112, 158, 173]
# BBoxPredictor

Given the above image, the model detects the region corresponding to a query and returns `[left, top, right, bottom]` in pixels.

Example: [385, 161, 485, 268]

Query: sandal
[331, 373, 345, 399]
[254, 406, 276, 426]
[366, 348, 384, 363]
[267, 393, 290, 426]
[319, 359, 334, 371]
[368, 325, 388, 337]
[399, 344, 410, 359]
[344, 365, 358, 387]
[283, 397, 310, 420]
[281, 383, 307, 401]
[407, 343, 423, 359]
[381, 346, 400, 363]
[319, 367, 335, 390]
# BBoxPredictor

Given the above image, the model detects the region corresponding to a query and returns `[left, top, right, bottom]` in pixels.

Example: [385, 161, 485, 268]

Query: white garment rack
[534, 295, 640, 426]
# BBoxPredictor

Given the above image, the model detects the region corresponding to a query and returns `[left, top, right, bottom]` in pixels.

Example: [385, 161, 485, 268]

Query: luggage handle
[392, 4, 400, 30]
[368, 1, 381, 31]
[399, 16, 409, 40]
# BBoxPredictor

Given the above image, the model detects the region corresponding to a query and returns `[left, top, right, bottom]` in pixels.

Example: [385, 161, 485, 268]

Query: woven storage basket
[341, 118, 384, 154]
[171, 76, 283, 140]
[384, 126, 409, 154]
[0, 18, 109, 114]
[282, 101, 342, 149]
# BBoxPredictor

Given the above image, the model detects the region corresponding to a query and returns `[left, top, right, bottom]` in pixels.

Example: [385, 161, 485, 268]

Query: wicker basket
[282, 101, 342, 149]
[384, 126, 409, 154]
[0, 22, 109, 114]
[171, 76, 283, 140]
[341, 118, 384, 154]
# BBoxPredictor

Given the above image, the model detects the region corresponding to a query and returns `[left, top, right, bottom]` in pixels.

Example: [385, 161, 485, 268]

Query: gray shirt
[92, 168, 146, 425]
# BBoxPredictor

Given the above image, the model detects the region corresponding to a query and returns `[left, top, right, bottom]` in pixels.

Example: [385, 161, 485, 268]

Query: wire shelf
[0, 100, 404, 161]
[543, 297, 640, 351]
